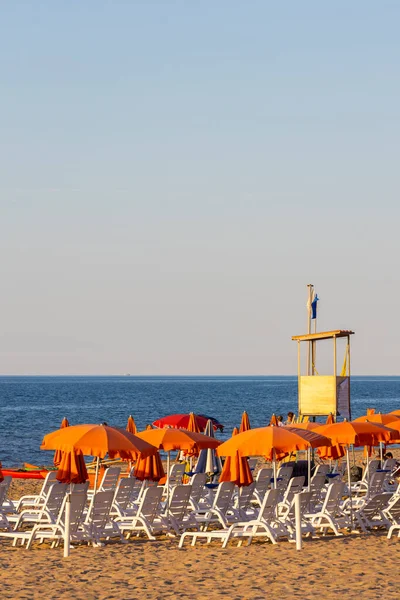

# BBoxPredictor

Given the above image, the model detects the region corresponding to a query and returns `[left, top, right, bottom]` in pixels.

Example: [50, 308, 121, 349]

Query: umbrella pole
[94, 457, 100, 493]
[352, 445, 356, 466]
[166, 451, 170, 516]
[307, 447, 311, 492]
[63, 493, 71, 558]
[273, 449, 277, 489]
[379, 441, 383, 466]
[346, 447, 353, 530]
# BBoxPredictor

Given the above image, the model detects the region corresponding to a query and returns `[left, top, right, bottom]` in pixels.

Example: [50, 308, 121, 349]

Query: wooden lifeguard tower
[292, 285, 354, 420]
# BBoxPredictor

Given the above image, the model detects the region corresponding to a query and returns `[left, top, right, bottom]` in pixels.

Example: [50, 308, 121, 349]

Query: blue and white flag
[311, 293, 319, 319]
[307, 291, 319, 319]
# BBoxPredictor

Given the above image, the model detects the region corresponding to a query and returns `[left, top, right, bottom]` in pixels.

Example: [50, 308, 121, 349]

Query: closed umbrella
[56, 449, 88, 484]
[194, 419, 222, 478]
[232, 427, 239, 436]
[126, 415, 137, 435]
[239, 411, 251, 433]
[134, 453, 165, 482]
[53, 417, 70, 467]
[220, 412, 253, 487]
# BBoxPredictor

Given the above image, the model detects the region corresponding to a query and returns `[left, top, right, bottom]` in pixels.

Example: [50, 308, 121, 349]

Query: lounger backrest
[383, 458, 396, 471]
[322, 482, 344, 513]
[138, 486, 163, 524]
[0, 477, 12, 506]
[310, 474, 326, 504]
[99, 467, 121, 492]
[259, 489, 280, 522]
[114, 478, 136, 511]
[385, 494, 400, 521]
[368, 471, 386, 496]
[64, 490, 88, 533]
[361, 492, 391, 520]
[253, 478, 270, 503]
[70, 482, 89, 494]
[283, 476, 305, 504]
[86, 490, 114, 529]
[168, 485, 191, 521]
[365, 460, 380, 481]
[41, 471, 58, 498]
[189, 473, 207, 504]
[248, 458, 257, 471]
[256, 468, 273, 483]
[276, 466, 293, 491]
[128, 477, 145, 503]
[168, 464, 185, 487]
[43, 483, 67, 520]
[287, 491, 312, 520]
[313, 464, 330, 477]
[213, 482, 235, 513]
[237, 482, 256, 511]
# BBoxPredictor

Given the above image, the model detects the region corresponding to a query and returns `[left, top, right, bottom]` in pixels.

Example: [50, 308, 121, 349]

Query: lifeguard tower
[292, 285, 354, 420]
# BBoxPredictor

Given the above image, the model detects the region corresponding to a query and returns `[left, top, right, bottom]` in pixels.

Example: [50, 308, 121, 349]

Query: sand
[3, 453, 400, 600]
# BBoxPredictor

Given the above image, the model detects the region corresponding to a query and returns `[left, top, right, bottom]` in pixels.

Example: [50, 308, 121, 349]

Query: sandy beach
[3, 472, 400, 600]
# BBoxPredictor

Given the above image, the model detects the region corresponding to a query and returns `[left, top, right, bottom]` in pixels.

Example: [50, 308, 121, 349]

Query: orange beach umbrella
[126, 415, 137, 435]
[354, 413, 400, 426]
[42, 424, 158, 491]
[53, 417, 70, 467]
[232, 427, 239, 437]
[56, 449, 88, 484]
[134, 452, 165, 482]
[220, 412, 253, 487]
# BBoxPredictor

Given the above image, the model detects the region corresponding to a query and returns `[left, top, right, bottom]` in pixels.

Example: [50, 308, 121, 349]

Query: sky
[1, 2, 400, 375]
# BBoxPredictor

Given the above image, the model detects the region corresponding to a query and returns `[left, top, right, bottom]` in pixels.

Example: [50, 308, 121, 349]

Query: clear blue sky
[1, 2, 399, 374]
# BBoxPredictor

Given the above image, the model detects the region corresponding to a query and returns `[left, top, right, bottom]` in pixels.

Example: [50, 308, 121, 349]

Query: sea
[1, 375, 400, 467]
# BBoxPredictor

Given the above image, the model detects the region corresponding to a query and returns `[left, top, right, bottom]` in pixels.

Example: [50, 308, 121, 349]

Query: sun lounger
[305, 482, 349, 536]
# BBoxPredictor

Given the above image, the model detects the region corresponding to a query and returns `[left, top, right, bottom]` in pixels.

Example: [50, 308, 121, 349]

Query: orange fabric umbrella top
[390, 410, 400, 416]
[354, 413, 400, 426]
[314, 420, 397, 447]
[318, 443, 346, 460]
[134, 453, 165, 482]
[285, 422, 320, 431]
[239, 411, 251, 433]
[325, 413, 335, 425]
[136, 428, 221, 453]
[56, 449, 88, 484]
[187, 413, 202, 434]
[54, 417, 70, 467]
[126, 415, 137, 435]
[381, 419, 400, 442]
[42, 424, 158, 460]
[232, 427, 239, 437]
[217, 425, 332, 461]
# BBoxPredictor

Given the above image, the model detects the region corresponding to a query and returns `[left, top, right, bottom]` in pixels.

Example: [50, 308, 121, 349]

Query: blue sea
[1, 376, 400, 467]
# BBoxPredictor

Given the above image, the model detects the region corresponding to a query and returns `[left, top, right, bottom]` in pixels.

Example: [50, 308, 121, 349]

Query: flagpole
[307, 284, 313, 376]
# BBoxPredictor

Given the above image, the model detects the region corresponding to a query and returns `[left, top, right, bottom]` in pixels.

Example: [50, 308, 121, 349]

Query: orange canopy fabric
[381, 419, 400, 444]
[136, 428, 221, 453]
[232, 427, 239, 437]
[318, 443, 346, 460]
[41, 424, 157, 460]
[53, 417, 70, 467]
[354, 414, 400, 426]
[217, 426, 332, 461]
[326, 414, 335, 425]
[126, 416, 137, 435]
[239, 411, 251, 433]
[270, 414, 279, 426]
[286, 422, 320, 431]
[187, 413, 202, 433]
[220, 453, 253, 487]
[134, 452, 165, 481]
[56, 449, 88, 484]
[367, 408, 376, 416]
[314, 420, 397, 447]
[222, 413, 252, 486]
[390, 410, 400, 416]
